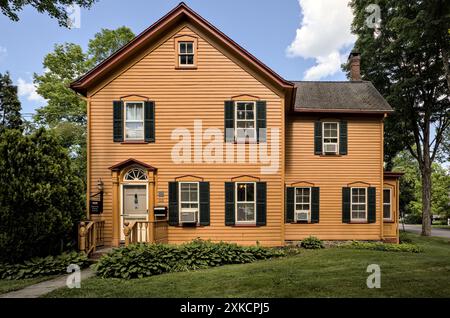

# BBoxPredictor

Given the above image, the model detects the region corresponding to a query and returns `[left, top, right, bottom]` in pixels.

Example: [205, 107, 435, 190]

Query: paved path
[0, 268, 94, 298]
[401, 224, 450, 239]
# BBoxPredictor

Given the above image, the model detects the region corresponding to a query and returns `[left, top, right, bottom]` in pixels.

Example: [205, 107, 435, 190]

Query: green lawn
[45, 233, 450, 298]
[0, 276, 55, 295]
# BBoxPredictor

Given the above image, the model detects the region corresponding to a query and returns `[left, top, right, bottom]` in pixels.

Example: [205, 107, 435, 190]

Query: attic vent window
[179, 41, 194, 66]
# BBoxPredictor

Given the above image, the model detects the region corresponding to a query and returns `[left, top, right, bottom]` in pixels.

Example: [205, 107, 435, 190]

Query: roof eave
[293, 108, 394, 115]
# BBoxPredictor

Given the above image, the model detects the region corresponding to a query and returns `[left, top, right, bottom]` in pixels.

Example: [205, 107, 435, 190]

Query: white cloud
[286, 0, 356, 80]
[17, 78, 46, 103]
[0, 46, 7, 62]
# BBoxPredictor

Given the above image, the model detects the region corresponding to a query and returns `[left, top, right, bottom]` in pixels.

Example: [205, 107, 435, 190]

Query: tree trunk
[421, 153, 432, 236]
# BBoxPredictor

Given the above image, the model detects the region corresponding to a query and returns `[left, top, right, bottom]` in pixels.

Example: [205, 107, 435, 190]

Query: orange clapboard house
[71, 3, 401, 253]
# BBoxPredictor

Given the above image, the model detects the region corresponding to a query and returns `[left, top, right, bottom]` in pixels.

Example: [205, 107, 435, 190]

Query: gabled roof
[108, 158, 157, 171]
[70, 2, 294, 97]
[292, 81, 393, 114]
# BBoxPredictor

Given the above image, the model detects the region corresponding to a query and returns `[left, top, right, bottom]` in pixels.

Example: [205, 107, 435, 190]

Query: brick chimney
[348, 51, 361, 81]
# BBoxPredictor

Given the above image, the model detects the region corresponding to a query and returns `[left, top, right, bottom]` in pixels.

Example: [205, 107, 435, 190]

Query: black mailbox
[154, 206, 167, 217]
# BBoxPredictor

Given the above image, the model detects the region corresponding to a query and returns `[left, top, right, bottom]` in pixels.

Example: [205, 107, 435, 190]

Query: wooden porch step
[88, 246, 114, 261]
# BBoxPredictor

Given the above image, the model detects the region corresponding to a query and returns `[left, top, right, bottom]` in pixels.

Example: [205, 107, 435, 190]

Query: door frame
[120, 183, 148, 241]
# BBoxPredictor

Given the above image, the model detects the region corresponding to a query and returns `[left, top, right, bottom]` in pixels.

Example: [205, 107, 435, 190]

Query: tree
[347, 0, 450, 236]
[1, 0, 96, 27]
[0, 72, 22, 132]
[87, 26, 135, 66]
[0, 129, 84, 263]
[33, 27, 135, 189]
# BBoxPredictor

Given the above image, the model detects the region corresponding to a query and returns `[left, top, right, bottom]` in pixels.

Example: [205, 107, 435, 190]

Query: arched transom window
[123, 167, 148, 182]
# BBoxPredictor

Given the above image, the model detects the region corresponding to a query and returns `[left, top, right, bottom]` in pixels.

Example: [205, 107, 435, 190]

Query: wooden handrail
[123, 220, 168, 246]
[79, 220, 106, 256]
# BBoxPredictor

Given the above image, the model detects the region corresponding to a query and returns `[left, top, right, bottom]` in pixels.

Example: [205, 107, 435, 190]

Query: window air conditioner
[324, 143, 338, 154]
[296, 211, 308, 221]
[180, 209, 198, 223]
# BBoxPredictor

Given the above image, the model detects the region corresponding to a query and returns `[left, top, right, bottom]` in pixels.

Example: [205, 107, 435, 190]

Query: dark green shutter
[368, 187, 376, 223]
[311, 187, 320, 223]
[225, 182, 235, 226]
[342, 187, 351, 223]
[144, 101, 155, 142]
[256, 182, 267, 226]
[285, 187, 295, 223]
[314, 121, 322, 155]
[113, 100, 123, 142]
[256, 101, 266, 143]
[339, 120, 347, 155]
[224, 101, 234, 142]
[168, 182, 179, 226]
[199, 182, 210, 226]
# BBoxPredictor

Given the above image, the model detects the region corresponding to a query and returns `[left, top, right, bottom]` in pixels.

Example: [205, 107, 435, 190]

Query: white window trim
[350, 187, 367, 222]
[124, 101, 145, 141]
[383, 188, 392, 221]
[234, 101, 257, 142]
[322, 121, 339, 154]
[178, 41, 195, 66]
[235, 182, 256, 224]
[178, 181, 200, 224]
[294, 187, 311, 222]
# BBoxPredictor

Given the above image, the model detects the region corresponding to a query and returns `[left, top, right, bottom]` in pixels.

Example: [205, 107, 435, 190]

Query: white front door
[121, 185, 148, 241]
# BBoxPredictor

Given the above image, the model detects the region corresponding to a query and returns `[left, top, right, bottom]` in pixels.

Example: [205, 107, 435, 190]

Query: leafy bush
[404, 213, 422, 224]
[95, 239, 286, 279]
[0, 252, 89, 280]
[300, 236, 324, 249]
[0, 129, 84, 263]
[340, 241, 422, 253]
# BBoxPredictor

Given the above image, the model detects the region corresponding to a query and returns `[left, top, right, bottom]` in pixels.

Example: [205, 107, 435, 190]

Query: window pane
[383, 204, 391, 219]
[190, 184, 198, 201]
[236, 121, 246, 128]
[383, 189, 390, 204]
[237, 103, 245, 111]
[237, 203, 255, 221]
[246, 183, 255, 202]
[187, 54, 194, 65]
[180, 55, 187, 65]
[185, 42, 193, 53]
[125, 123, 143, 139]
[179, 42, 186, 53]
[246, 121, 254, 129]
[237, 110, 245, 119]
[237, 183, 246, 202]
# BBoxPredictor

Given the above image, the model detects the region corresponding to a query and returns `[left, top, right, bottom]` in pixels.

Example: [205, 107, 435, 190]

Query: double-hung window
[235, 101, 256, 142]
[179, 41, 194, 66]
[179, 182, 199, 223]
[125, 102, 144, 141]
[323, 122, 339, 154]
[236, 182, 256, 223]
[295, 187, 310, 222]
[351, 188, 367, 221]
[383, 188, 392, 220]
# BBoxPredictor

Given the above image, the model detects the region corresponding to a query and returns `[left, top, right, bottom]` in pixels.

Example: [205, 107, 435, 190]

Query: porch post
[112, 170, 121, 247]
[148, 171, 155, 242]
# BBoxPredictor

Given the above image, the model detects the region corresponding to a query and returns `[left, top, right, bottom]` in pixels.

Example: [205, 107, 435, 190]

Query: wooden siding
[88, 25, 284, 246]
[284, 116, 384, 241]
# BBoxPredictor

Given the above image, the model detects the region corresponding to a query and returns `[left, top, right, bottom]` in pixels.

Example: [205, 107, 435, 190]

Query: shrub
[0, 129, 84, 263]
[95, 239, 286, 279]
[404, 213, 422, 224]
[340, 241, 423, 253]
[300, 236, 324, 249]
[0, 252, 89, 280]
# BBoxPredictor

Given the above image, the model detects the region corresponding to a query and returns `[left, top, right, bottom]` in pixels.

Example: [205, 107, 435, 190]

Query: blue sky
[0, 0, 356, 115]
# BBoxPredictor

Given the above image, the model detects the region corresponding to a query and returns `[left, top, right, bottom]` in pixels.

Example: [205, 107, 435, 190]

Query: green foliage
[0, 128, 84, 263]
[393, 151, 450, 220]
[0, 72, 22, 131]
[0, 252, 89, 280]
[0, 0, 97, 27]
[299, 236, 324, 249]
[341, 241, 422, 253]
[95, 239, 286, 279]
[399, 231, 412, 244]
[87, 26, 135, 67]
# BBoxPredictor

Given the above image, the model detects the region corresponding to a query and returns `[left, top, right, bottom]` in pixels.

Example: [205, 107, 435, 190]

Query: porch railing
[78, 220, 105, 255]
[123, 220, 168, 246]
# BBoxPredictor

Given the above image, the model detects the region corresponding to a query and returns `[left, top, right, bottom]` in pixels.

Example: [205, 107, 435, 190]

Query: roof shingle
[292, 81, 393, 113]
